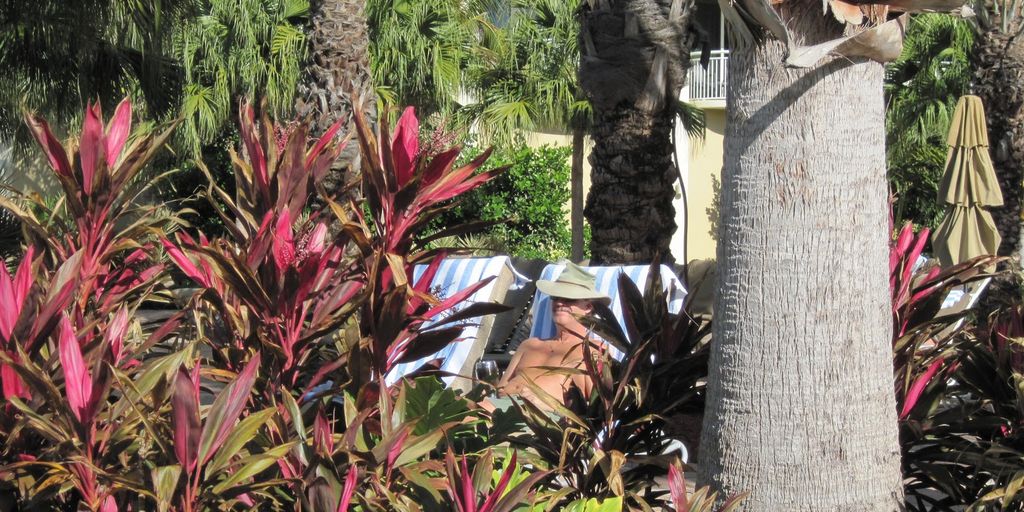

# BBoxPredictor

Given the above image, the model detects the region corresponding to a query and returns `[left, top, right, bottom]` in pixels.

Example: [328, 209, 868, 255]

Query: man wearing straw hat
[490, 262, 610, 410]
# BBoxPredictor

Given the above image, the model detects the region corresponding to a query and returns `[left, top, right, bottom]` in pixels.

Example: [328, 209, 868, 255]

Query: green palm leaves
[366, 0, 588, 149]
[367, 0, 493, 118]
[173, 0, 310, 154]
[462, 0, 588, 148]
[887, 14, 975, 228]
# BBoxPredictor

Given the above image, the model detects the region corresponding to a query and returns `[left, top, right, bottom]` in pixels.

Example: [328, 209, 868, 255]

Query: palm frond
[171, 0, 307, 153]
[675, 100, 706, 142]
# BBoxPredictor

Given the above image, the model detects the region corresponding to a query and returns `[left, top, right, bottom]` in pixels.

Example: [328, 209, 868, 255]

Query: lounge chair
[385, 256, 524, 390]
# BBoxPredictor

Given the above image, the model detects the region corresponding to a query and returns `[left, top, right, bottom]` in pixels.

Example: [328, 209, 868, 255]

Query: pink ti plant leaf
[421, 147, 460, 187]
[197, 352, 261, 467]
[313, 410, 334, 456]
[0, 246, 34, 341]
[25, 114, 73, 180]
[460, 455, 476, 512]
[306, 118, 344, 169]
[900, 358, 945, 420]
[478, 451, 517, 512]
[386, 425, 412, 471]
[239, 103, 270, 203]
[890, 223, 915, 280]
[668, 463, 689, 512]
[100, 495, 118, 512]
[80, 102, 105, 196]
[106, 307, 130, 366]
[306, 222, 328, 255]
[1, 357, 28, 402]
[392, 107, 419, 188]
[162, 237, 212, 288]
[104, 98, 132, 166]
[337, 465, 359, 512]
[172, 365, 201, 475]
[58, 315, 93, 424]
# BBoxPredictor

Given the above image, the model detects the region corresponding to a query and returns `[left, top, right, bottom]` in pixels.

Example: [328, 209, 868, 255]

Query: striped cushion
[386, 256, 514, 385]
[528, 264, 686, 357]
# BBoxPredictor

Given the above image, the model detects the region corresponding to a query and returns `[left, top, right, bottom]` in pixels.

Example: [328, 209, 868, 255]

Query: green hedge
[434, 144, 575, 261]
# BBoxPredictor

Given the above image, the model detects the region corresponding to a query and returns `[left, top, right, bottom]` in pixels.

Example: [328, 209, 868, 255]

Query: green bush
[437, 144, 575, 260]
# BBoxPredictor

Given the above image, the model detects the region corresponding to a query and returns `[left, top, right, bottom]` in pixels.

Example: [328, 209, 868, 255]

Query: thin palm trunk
[697, 3, 903, 508]
[571, 128, 586, 262]
[295, 0, 376, 197]
[579, 0, 694, 265]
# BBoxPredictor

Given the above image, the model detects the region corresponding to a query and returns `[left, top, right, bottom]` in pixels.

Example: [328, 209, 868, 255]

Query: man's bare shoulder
[516, 337, 576, 353]
[516, 337, 546, 351]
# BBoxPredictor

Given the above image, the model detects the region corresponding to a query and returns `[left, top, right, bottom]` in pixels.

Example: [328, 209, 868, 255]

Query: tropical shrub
[0, 98, 737, 511]
[890, 223, 1001, 422]
[0, 98, 520, 509]
[0, 99, 190, 508]
[886, 223, 1024, 510]
[434, 144, 574, 260]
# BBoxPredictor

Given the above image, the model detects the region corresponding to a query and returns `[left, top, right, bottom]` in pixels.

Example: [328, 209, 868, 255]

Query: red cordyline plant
[666, 462, 747, 512]
[0, 247, 81, 408]
[0, 100, 185, 510]
[889, 222, 1001, 420]
[163, 101, 363, 384]
[161, 103, 508, 507]
[0, 246, 41, 402]
[348, 106, 507, 389]
[0, 253, 114, 510]
[290, 107, 512, 508]
[2, 100, 177, 318]
[162, 354, 285, 511]
[2, 98, 518, 509]
[161, 103, 369, 504]
[443, 449, 550, 512]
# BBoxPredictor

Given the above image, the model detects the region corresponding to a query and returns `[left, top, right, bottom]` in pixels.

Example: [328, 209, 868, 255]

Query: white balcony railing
[687, 49, 729, 101]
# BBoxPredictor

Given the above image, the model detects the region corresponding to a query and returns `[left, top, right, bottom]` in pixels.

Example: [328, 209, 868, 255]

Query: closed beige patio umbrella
[931, 95, 1004, 267]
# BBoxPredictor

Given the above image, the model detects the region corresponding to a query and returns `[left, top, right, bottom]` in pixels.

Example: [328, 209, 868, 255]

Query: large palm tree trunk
[974, 21, 1024, 259]
[295, 0, 376, 196]
[697, 4, 903, 509]
[579, 0, 693, 264]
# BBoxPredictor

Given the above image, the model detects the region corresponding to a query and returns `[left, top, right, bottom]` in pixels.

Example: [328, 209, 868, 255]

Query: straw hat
[536, 262, 611, 305]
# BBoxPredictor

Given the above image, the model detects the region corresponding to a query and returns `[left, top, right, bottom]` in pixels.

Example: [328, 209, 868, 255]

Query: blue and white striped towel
[386, 256, 519, 386]
[528, 264, 687, 359]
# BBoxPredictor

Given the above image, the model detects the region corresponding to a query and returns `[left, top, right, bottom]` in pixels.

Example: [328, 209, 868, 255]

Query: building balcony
[686, 49, 729, 105]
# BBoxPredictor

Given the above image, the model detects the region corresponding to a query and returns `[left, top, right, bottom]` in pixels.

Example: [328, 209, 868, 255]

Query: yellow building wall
[684, 108, 725, 262]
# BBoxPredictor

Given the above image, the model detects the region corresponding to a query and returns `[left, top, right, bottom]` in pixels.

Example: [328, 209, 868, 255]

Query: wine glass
[475, 359, 500, 395]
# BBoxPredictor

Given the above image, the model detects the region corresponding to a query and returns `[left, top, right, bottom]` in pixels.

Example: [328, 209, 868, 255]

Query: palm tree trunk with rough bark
[697, 3, 904, 509]
[295, 0, 376, 198]
[974, 19, 1024, 260]
[579, 0, 694, 264]
[571, 128, 586, 262]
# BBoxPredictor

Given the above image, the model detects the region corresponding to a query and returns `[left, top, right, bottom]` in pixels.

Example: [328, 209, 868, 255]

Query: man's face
[551, 296, 593, 326]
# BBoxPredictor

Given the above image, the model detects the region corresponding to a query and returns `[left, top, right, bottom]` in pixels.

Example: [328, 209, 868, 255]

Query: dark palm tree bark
[571, 128, 587, 262]
[974, 20, 1024, 259]
[578, 0, 695, 264]
[295, 0, 377, 198]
